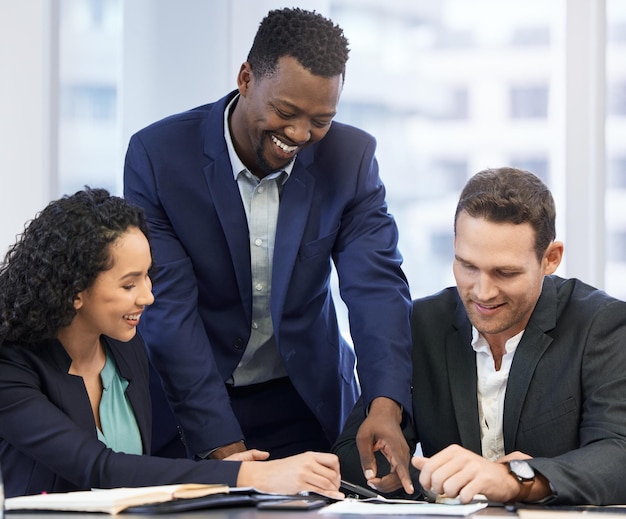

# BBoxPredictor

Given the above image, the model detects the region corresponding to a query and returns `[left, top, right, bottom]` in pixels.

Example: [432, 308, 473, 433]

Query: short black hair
[247, 7, 350, 80]
[454, 167, 556, 261]
[0, 187, 150, 346]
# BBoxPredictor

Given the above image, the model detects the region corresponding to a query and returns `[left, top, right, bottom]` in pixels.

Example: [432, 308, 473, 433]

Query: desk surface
[4, 505, 516, 519]
[9, 506, 626, 518]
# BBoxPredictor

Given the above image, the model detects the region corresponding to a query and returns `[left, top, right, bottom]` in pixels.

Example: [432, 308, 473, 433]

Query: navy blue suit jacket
[0, 335, 240, 497]
[124, 91, 413, 455]
[334, 276, 626, 505]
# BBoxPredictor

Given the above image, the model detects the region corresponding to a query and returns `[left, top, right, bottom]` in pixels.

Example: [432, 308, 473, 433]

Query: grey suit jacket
[334, 276, 626, 505]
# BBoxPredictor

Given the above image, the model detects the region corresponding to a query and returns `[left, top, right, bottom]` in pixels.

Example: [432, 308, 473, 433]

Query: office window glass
[57, 1, 626, 301]
[58, 0, 122, 196]
[608, 157, 626, 189]
[608, 81, 626, 116]
[511, 26, 551, 46]
[509, 157, 549, 184]
[510, 85, 549, 119]
[606, 0, 626, 299]
[608, 231, 626, 263]
[330, 0, 565, 297]
[61, 85, 116, 121]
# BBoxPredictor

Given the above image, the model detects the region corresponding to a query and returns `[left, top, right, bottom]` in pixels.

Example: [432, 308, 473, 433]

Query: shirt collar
[471, 326, 525, 355]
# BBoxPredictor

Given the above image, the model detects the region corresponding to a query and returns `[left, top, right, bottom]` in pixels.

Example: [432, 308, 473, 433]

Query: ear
[542, 241, 564, 275]
[73, 292, 84, 311]
[237, 62, 253, 97]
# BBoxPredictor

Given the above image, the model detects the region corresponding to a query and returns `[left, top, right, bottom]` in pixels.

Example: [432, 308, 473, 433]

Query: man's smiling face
[453, 211, 561, 347]
[231, 55, 342, 178]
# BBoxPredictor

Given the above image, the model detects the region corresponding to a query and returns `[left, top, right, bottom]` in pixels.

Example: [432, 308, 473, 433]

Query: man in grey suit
[334, 167, 626, 505]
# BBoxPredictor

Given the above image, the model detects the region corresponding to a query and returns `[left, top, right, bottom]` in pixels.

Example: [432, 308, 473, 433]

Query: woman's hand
[236, 451, 344, 499]
[224, 449, 270, 462]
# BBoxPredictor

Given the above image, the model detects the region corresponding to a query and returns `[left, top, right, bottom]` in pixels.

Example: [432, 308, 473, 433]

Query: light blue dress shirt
[97, 347, 143, 454]
[223, 95, 293, 386]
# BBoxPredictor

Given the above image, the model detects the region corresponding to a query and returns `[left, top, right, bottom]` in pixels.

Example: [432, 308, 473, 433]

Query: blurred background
[1, 0, 625, 328]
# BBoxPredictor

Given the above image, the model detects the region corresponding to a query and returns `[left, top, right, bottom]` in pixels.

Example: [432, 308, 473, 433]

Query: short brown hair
[454, 167, 556, 261]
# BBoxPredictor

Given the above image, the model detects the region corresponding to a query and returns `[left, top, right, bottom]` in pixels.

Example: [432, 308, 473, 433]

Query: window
[510, 85, 549, 118]
[61, 85, 116, 121]
[331, 0, 564, 297]
[511, 26, 551, 46]
[58, 0, 122, 196]
[606, 0, 626, 299]
[608, 81, 626, 116]
[52, 0, 625, 301]
[509, 157, 549, 184]
[608, 157, 626, 189]
[608, 231, 626, 262]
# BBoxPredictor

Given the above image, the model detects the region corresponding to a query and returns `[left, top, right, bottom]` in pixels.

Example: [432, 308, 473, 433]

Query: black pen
[339, 479, 382, 499]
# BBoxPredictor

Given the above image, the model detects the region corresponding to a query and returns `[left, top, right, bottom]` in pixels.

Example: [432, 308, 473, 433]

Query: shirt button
[252, 321, 258, 329]
[254, 238, 262, 246]
[257, 186, 265, 194]
[255, 283, 263, 291]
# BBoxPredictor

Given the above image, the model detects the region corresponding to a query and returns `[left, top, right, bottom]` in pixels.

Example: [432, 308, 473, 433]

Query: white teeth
[124, 313, 140, 321]
[271, 135, 297, 153]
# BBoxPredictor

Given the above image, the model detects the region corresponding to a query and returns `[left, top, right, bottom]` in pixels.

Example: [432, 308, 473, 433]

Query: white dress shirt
[472, 327, 524, 460]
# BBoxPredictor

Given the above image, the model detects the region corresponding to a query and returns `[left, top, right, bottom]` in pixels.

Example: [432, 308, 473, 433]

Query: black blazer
[0, 334, 240, 497]
[334, 276, 626, 505]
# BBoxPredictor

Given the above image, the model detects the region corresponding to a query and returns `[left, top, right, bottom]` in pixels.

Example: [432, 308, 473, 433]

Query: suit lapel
[271, 163, 315, 323]
[202, 156, 252, 318]
[48, 340, 99, 434]
[447, 301, 482, 454]
[503, 277, 557, 450]
[201, 94, 252, 320]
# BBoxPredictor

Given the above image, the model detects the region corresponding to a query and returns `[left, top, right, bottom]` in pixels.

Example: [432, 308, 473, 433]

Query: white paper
[319, 498, 488, 516]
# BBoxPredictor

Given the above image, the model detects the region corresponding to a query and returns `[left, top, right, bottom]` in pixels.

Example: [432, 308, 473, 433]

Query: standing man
[334, 167, 626, 505]
[124, 7, 413, 493]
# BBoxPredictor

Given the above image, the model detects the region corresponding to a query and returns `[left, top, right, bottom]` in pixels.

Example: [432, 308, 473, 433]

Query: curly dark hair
[0, 187, 150, 346]
[247, 7, 350, 80]
[454, 167, 556, 261]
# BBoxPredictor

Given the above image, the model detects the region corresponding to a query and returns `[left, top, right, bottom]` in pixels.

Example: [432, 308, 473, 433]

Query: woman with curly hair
[0, 187, 343, 499]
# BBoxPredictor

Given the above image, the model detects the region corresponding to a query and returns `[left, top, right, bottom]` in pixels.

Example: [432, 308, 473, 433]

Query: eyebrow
[274, 99, 336, 119]
[455, 255, 522, 272]
[119, 271, 144, 281]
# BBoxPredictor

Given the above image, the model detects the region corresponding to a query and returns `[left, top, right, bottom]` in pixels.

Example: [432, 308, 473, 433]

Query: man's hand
[412, 444, 537, 504]
[355, 397, 413, 494]
[209, 440, 247, 460]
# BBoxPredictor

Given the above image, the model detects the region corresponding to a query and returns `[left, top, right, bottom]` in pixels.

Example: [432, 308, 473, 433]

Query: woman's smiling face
[72, 226, 154, 343]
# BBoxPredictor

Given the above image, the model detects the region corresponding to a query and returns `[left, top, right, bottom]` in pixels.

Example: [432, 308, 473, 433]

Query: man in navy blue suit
[124, 7, 414, 494]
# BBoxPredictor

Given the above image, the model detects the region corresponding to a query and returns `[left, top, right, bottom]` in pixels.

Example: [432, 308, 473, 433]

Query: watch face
[509, 460, 535, 481]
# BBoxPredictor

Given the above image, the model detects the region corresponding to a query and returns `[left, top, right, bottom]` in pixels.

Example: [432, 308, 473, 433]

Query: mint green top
[96, 347, 143, 455]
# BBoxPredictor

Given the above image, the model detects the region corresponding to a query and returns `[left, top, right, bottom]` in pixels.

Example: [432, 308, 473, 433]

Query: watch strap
[507, 461, 534, 502]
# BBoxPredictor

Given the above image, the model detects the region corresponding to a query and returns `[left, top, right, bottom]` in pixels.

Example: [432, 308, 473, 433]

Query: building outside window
[56, 0, 626, 303]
